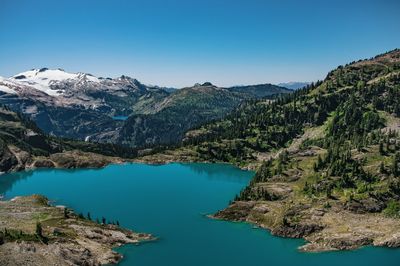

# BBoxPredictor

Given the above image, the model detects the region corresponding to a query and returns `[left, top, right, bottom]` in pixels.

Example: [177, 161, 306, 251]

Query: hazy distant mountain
[278, 81, 311, 90]
[229, 83, 291, 98]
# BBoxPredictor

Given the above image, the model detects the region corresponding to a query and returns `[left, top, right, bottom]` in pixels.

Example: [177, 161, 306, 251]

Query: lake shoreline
[0, 195, 154, 266]
[211, 198, 400, 252]
[2, 149, 400, 261]
[1, 162, 400, 265]
[136, 153, 400, 253]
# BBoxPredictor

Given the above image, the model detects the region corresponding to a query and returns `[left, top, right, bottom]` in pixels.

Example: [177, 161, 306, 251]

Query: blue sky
[0, 0, 399, 87]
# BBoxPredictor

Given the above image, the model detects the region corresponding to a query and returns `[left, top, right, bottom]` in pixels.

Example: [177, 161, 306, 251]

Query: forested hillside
[160, 49, 400, 251]
[0, 106, 136, 173]
[185, 49, 400, 166]
[116, 82, 290, 147]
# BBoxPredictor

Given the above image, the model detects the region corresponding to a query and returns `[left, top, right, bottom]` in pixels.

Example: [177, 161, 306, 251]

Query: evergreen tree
[36, 222, 43, 238]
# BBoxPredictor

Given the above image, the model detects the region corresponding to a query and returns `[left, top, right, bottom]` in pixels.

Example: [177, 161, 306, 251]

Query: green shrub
[383, 200, 400, 218]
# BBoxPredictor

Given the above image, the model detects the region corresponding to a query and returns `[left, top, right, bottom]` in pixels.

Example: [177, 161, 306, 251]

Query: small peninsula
[0, 195, 152, 265]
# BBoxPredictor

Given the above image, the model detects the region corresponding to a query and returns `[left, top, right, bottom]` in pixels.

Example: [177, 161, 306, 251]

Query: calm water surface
[112, 115, 129, 121]
[1, 163, 399, 266]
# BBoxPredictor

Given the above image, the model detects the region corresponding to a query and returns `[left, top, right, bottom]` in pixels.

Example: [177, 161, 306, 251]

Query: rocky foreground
[0, 195, 152, 265]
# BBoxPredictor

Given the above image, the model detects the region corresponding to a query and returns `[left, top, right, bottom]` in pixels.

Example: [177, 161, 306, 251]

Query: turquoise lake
[1, 163, 399, 265]
[112, 115, 129, 121]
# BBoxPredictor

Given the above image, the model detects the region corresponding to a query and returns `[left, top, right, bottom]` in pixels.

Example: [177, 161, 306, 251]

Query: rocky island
[0, 108, 152, 265]
[0, 195, 152, 265]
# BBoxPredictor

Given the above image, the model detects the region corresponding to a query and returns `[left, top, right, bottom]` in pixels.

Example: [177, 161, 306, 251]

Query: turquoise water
[112, 115, 129, 121]
[1, 163, 399, 266]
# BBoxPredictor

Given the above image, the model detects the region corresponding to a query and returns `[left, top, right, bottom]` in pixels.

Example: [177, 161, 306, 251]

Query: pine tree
[36, 222, 43, 238]
[63, 208, 69, 218]
[380, 162, 385, 174]
[379, 141, 385, 155]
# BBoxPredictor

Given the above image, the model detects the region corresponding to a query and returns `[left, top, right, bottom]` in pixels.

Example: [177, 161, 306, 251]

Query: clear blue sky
[0, 0, 399, 87]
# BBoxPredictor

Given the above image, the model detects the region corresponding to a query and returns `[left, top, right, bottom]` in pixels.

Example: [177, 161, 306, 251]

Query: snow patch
[10, 68, 100, 96]
[0, 76, 17, 94]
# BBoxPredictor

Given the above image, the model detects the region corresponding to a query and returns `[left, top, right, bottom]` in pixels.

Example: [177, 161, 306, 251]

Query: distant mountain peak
[277, 81, 311, 90]
[8, 68, 100, 96]
[193, 82, 216, 88]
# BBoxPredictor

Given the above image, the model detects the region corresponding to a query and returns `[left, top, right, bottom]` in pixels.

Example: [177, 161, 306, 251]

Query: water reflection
[0, 167, 105, 198]
[180, 163, 254, 184]
[0, 170, 35, 196]
[0, 163, 252, 199]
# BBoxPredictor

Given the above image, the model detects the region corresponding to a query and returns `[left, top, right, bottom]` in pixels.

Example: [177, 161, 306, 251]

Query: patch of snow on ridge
[0, 76, 17, 94]
[10, 68, 99, 96]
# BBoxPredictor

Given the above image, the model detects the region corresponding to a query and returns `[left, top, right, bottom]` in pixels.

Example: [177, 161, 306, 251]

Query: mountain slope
[229, 83, 291, 97]
[115, 82, 290, 147]
[0, 69, 170, 140]
[0, 70, 290, 146]
[0, 106, 136, 173]
[146, 49, 400, 251]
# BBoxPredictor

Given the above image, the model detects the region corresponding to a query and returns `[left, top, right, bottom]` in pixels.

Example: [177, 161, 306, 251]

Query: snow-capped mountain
[11, 68, 99, 96]
[0, 68, 167, 111]
[0, 68, 170, 140]
[0, 68, 292, 147]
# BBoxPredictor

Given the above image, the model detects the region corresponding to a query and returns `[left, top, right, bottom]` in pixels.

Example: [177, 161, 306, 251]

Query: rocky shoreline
[0, 195, 153, 266]
[134, 150, 400, 252]
[1, 147, 127, 174]
[3, 146, 399, 256]
[213, 200, 400, 252]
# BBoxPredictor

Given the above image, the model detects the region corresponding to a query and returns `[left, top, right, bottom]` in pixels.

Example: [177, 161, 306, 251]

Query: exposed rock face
[272, 223, 324, 238]
[375, 233, 400, 248]
[31, 158, 56, 168]
[258, 183, 293, 200]
[0, 148, 124, 174]
[0, 147, 18, 173]
[214, 201, 256, 221]
[300, 234, 374, 252]
[344, 198, 386, 213]
[47, 151, 123, 169]
[0, 195, 153, 266]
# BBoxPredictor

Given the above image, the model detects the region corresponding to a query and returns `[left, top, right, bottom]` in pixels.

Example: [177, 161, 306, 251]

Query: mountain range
[1, 49, 399, 253]
[0, 69, 291, 147]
